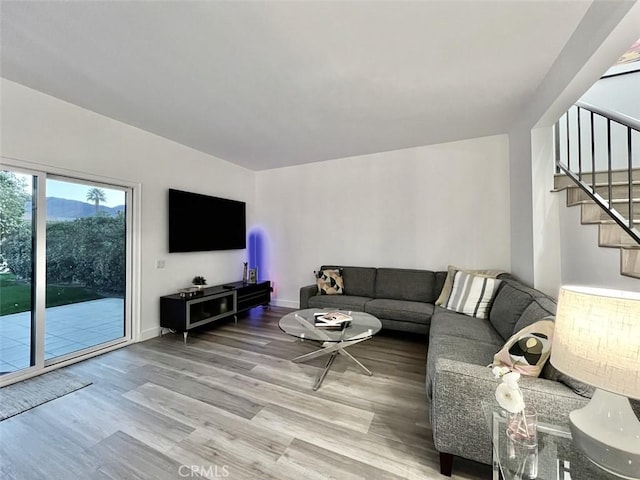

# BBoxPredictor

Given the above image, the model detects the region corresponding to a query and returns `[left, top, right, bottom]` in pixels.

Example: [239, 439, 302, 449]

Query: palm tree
[86, 187, 107, 215]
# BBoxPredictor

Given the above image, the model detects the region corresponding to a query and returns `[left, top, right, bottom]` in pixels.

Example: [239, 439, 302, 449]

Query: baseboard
[271, 298, 299, 309]
[140, 326, 162, 341]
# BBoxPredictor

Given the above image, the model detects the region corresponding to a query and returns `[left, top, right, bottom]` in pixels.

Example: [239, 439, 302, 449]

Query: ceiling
[1, 1, 595, 171]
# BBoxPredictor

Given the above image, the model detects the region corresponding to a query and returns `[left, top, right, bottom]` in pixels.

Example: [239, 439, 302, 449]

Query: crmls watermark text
[178, 465, 230, 478]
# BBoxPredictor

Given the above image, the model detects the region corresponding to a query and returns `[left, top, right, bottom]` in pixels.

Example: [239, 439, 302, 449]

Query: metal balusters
[554, 120, 561, 173]
[577, 106, 583, 181]
[607, 119, 613, 209]
[628, 127, 634, 229]
[566, 110, 571, 171]
[590, 111, 595, 192]
[555, 101, 639, 244]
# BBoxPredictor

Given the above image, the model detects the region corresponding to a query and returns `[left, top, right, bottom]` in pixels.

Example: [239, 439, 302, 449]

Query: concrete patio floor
[0, 298, 124, 373]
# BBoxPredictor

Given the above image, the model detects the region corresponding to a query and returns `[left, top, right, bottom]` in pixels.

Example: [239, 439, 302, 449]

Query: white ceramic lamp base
[569, 389, 640, 479]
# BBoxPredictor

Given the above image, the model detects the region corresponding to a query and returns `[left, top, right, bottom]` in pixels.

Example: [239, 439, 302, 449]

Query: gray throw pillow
[541, 362, 595, 398]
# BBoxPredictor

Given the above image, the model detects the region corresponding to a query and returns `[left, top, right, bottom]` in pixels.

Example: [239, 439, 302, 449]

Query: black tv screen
[168, 189, 246, 252]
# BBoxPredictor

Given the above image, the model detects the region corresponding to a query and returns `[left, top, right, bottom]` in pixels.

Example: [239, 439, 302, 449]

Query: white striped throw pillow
[445, 271, 502, 319]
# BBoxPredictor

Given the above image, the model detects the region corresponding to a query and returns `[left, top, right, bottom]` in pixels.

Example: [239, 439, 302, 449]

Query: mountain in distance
[24, 197, 125, 220]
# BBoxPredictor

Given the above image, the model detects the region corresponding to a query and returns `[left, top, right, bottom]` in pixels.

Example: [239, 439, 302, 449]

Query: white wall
[556, 71, 640, 173]
[508, 125, 535, 286]
[581, 70, 640, 119]
[0, 79, 512, 332]
[531, 126, 562, 297]
[579, 70, 640, 172]
[0, 79, 255, 340]
[255, 135, 511, 307]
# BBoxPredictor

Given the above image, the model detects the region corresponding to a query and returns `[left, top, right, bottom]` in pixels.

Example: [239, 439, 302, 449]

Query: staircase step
[568, 196, 640, 208]
[581, 202, 640, 224]
[621, 248, 640, 279]
[598, 223, 640, 248]
[556, 168, 640, 280]
[566, 184, 640, 204]
[553, 168, 640, 191]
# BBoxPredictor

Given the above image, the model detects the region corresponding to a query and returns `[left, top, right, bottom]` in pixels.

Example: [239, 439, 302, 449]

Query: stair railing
[554, 100, 640, 244]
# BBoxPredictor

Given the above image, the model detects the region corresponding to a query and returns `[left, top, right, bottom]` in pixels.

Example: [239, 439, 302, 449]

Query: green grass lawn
[0, 273, 104, 315]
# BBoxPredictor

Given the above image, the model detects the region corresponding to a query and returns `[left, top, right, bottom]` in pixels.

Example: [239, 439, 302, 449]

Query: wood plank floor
[0, 306, 491, 480]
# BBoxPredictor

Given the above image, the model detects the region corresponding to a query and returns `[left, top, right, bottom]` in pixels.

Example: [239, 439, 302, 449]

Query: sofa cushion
[426, 335, 498, 399]
[378, 318, 429, 335]
[445, 271, 501, 319]
[307, 294, 371, 312]
[321, 265, 376, 298]
[430, 308, 505, 346]
[512, 297, 556, 334]
[374, 268, 435, 302]
[490, 281, 541, 340]
[492, 319, 554, 377]
[315, 269, 344, 295]
[365, 298, 433, 324]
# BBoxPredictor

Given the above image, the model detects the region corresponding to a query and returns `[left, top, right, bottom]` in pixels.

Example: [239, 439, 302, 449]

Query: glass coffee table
[482, 402, 617, 479]
[278, 308, 382, 390]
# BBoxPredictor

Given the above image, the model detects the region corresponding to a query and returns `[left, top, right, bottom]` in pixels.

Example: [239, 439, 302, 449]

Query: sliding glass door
[44, 177, 128, 362]
[0, 166, 132, 380]
[0, 171, 36, 374]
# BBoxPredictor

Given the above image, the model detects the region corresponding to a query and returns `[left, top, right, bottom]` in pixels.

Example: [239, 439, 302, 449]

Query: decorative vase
[506, 407, 538, 479]
[507, 406, 537, 444]
[243, 262, 248, 283]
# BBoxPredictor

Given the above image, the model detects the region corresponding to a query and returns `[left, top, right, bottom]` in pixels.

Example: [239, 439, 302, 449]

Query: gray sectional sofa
[299, 265, 604, 476]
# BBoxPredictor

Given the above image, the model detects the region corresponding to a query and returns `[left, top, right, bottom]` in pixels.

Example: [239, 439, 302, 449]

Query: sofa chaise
[426, 274, 596, 475]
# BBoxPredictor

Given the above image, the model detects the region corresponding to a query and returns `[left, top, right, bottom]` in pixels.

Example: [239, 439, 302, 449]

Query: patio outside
[0, 298, 125, 373]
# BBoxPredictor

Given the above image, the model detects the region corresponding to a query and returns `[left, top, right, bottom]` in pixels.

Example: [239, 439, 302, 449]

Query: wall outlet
[156, 259, 165, 269]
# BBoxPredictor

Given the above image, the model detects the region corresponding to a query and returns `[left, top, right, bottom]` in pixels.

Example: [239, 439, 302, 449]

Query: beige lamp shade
[551, 285, 640, 400]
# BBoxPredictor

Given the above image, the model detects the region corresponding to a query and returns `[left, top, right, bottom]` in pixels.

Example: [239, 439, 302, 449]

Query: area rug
[0, 370, 92, 421]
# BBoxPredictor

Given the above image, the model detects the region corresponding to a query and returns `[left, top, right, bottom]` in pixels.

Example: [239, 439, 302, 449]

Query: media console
[160, 280, 271, 343]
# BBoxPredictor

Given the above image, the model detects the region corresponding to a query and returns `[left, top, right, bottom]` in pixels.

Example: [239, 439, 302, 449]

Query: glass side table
[482, 402, 615, 479]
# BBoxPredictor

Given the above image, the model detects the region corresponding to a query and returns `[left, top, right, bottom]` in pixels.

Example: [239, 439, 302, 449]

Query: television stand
[223, 280, 271, 314]
[160, 280, 271, 343]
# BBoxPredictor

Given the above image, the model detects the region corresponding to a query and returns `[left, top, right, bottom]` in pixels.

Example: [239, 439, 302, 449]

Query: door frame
[0, 157, 141, 387]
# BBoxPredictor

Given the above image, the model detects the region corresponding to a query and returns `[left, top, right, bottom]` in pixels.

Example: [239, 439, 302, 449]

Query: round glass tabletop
[279, 308, 382, 343]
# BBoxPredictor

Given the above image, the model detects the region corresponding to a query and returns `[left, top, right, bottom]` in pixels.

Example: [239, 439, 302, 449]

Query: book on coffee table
[314, 311, 352, 329]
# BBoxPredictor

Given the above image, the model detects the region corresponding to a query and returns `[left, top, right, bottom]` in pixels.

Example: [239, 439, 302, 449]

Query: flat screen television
[168, 188, 246, 252]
